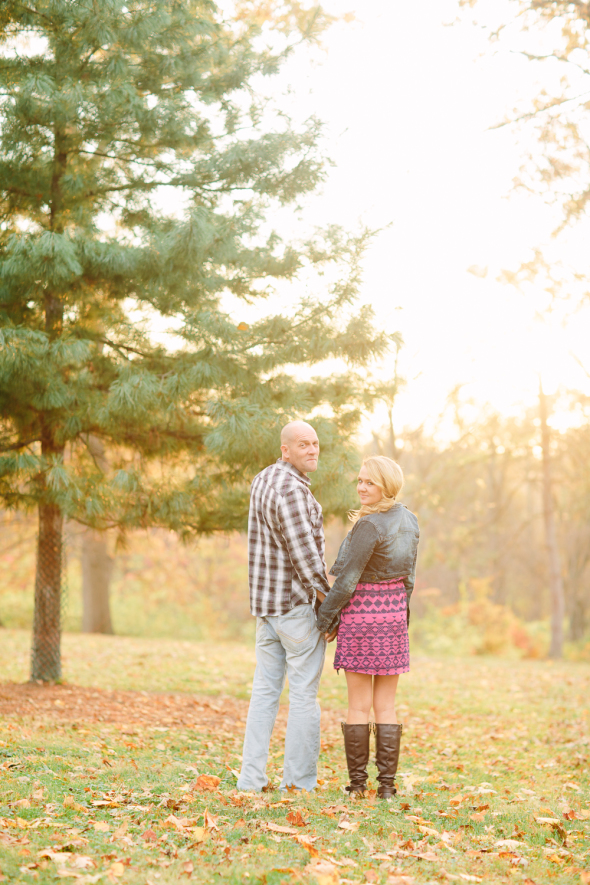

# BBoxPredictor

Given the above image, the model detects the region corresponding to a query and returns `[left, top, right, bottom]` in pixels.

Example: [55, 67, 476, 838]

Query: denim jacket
[315, 503, 419, 634]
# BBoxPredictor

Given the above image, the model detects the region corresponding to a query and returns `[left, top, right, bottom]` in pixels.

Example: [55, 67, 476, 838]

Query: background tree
[0, 0, 391, 680]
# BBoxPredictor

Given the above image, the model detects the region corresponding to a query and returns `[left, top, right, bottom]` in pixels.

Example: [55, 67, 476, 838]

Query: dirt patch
[0, 682, 344, 736]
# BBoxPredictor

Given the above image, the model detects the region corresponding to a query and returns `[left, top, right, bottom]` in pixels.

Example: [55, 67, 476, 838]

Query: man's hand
[316, 589, 326, 604]
[325, 627, 338, 643]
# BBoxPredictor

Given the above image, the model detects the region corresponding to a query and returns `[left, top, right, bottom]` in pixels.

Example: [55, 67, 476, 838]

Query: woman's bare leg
[345, 671, 373, 724]
[373, 674, 399, 723]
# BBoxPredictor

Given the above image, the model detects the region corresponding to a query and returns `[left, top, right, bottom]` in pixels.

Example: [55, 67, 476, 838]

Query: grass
[0, 629, 589, 885]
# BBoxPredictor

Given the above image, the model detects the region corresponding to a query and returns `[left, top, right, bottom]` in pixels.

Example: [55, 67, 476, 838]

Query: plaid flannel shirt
[248, 458, 331, 617]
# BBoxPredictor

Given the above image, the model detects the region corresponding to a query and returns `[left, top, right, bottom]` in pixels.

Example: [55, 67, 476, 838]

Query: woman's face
[357, 465, 383, 506]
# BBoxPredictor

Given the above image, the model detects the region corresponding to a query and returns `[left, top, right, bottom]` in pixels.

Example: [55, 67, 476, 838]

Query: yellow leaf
[108, 861, 125, 878]
[93, 821, 110, 832]
[303, 858, 339, 885]
[418, 824, 440, 837]
[189, 827, 206, 844]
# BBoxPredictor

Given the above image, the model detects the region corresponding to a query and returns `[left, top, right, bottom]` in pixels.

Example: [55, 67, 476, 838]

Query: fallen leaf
[536, 817, 560, 825]
[62, 796, 86, 812]
[71, 856, 94, 870]
[265, 823, 298, 835]
[418, 824, 440, 837]
[182, 860, 193, 877]
[203, 809, 218, 830]
[112, 820, 128, 840]
[193, 775, 221, 792]
[303, 858, 339, 885]
[94, 822, 110, 833]
[188, 827, 206, 845]
[107, 861, 125, 878]
[494, 839, 523, 849]
[337, 819, 359, 832]
[141, 829, 157, 842]
[286, 810, 307, 827]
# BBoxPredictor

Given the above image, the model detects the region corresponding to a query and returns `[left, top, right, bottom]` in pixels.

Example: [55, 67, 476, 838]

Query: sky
[247, 0, 590, 439]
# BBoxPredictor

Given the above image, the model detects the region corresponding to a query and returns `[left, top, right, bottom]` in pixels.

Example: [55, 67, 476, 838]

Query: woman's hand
[325, 627, 338, 643]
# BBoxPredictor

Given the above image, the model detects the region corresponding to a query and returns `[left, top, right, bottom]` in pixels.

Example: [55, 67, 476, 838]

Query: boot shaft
[341, 722, 371, 795]
[374, 723, 402, 799]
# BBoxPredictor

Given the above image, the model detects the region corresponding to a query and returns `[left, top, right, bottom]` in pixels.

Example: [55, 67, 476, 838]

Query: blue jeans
[237, 603, 326, 792]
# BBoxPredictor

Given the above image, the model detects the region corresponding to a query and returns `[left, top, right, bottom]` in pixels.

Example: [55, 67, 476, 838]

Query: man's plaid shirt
[248, 458, 331, 617]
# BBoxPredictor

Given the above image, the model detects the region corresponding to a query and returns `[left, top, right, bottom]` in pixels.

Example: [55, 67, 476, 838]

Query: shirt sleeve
[315, 519, 379, 633]
[277, 489, 331, 602]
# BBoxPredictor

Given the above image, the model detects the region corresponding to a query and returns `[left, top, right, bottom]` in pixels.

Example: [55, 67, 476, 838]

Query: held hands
[325, 627, 338, 643]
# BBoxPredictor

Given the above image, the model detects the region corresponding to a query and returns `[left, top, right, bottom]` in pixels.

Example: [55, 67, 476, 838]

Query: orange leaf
[286, 810, 307, 827]
[182, 861, 194, 877]
[237, 322, 249, 331]
[141, 829, 157, 842]
[203, 809, 218, 831]
[193, 775, 221, 792]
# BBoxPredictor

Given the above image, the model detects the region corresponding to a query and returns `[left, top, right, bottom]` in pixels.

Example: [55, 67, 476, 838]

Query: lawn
[0, 630, 589, 885]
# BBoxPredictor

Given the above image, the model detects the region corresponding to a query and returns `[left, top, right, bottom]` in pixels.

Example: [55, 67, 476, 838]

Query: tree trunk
[80, 434, 114, 633]
[81, 529, 114, 633]
[539, 382, 565, 659]
[31, 503, 63, 681]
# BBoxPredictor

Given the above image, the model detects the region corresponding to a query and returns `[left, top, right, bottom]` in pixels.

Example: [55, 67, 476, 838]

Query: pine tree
[0, 1, 392, 680]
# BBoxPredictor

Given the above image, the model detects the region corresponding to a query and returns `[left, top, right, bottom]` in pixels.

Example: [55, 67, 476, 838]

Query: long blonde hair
[349, 456, 404, 524]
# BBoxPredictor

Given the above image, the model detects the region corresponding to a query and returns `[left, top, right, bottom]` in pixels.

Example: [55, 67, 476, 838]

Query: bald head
[280, 421, 320, 475]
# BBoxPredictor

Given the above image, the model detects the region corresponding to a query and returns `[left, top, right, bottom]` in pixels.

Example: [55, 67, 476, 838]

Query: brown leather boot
[341, 722, 370, 797]
[374, 723, 402, 799]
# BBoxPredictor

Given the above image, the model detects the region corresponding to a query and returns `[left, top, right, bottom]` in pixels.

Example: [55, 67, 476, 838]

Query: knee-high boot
[341, 722, 370, 797]
[374, 723, 402, 799]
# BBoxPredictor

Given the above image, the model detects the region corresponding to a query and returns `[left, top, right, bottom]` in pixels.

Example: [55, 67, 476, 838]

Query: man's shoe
[374, 723, 402, 799]
[341, 722, 370, 797]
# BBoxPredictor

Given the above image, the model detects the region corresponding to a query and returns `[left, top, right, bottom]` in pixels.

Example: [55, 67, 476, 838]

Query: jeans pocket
[277, 605, 315, 654]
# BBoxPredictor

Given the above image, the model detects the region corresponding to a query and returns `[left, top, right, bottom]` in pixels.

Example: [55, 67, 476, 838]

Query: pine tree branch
[13, 2, 55, 26]
[0, 437, 39, 453]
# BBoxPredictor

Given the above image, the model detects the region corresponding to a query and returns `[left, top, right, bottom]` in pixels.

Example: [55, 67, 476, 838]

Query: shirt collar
[276, 457, 311, 486]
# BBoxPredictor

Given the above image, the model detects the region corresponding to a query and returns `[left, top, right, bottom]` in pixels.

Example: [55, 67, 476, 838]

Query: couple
[236, 421, 419, 799]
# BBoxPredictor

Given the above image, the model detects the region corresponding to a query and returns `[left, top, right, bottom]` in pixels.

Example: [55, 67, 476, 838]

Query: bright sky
[258, 0, 590, 437]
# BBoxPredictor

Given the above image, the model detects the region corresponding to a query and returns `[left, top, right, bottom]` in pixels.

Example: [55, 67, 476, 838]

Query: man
[236, 420, 331, 792]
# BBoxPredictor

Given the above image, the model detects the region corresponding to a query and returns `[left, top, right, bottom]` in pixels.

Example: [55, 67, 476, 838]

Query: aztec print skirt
[333, 579, 410, 676]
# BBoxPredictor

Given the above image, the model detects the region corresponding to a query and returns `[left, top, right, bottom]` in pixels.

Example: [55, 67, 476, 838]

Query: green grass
[1, 629, 589, 884]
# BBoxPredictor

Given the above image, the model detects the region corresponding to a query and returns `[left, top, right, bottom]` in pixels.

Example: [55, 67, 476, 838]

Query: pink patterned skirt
[333, 579, 409, 676]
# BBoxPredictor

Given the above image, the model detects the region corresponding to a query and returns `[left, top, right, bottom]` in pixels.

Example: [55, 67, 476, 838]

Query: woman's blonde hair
[349, 456, 404, 524]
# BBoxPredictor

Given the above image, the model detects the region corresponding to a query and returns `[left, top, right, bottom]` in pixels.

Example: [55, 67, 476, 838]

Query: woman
[316, 456, 419, 799]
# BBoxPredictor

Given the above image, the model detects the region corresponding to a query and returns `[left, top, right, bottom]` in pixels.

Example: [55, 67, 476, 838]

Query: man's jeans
[237, 604, 326, 792]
